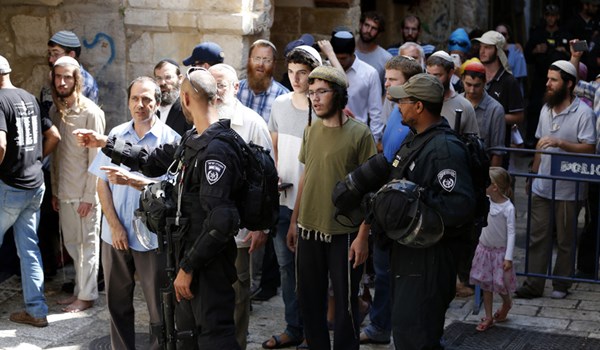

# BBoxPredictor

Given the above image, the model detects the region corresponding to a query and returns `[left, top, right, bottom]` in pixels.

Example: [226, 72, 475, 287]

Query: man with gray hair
[1, 55, 60, 327]
[208, 63, 272, 349]
[516, 60, 596, 300]
[153, 59, 191, 136]
[50, 56, 105, 313]
[399, 42, 426, 70]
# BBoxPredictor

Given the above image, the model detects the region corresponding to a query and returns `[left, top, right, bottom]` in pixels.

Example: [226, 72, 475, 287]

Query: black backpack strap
[390, 130, 444, 178]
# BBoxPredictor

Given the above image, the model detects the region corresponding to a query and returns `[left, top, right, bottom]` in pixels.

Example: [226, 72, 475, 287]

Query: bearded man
[153, 59, 191, 136]
[236, 39, 287, 306]
[237, 39, 289, 123]
[50, 56, 105, 312]
[516, 60, 596, 300]
[355, 11, 392, 92]
[208, 63, 273, 349]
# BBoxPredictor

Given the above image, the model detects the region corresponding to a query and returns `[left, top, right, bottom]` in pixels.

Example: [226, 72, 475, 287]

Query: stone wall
[0, 0, 274, 131]
[271, 0, 489, 76]
[0, 0, 125, 130]
[271, 1, 361, 79]
[0, 0, 488, 130]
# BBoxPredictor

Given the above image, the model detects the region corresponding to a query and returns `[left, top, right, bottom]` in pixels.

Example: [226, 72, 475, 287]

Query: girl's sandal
[476, 317, 494, 332]
[493, 302, 512, 323]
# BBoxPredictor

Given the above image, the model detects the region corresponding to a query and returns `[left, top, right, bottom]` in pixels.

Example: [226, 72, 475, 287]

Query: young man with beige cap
[516, 60, 596, 300]
[288, 65, 376, 349]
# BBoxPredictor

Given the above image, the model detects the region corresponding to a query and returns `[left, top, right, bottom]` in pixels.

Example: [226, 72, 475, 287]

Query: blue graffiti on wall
[83, 32, 115, 67]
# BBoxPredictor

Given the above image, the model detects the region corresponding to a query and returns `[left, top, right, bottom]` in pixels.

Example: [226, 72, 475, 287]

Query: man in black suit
[153, 59, 192, 136]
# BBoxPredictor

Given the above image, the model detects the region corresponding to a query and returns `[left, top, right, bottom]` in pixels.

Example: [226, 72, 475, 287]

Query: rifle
[454, 108, 462, 133]
[155, 218, 178, 350]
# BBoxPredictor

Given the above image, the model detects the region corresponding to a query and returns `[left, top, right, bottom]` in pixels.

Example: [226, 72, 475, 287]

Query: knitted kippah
[49, 31, 81, 48]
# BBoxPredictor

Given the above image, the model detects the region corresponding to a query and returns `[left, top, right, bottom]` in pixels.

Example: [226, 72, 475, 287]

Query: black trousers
[175, 240, 240, 350]
[578, 183, 600, 275]
[391, 243, 456, 350]
[297, 232, 362, 350]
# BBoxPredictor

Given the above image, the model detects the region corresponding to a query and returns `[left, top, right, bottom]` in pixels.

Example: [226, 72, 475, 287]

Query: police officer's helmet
[372, 179, 444, 248]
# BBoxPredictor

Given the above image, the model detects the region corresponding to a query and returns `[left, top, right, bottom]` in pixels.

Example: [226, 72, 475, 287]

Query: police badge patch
[437, 169, 456, 192]
[205, 160, 226, 185]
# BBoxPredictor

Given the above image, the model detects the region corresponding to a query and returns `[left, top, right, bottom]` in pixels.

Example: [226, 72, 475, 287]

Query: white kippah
[551, 60, 577, 79]
[54, 56, 80, 68]
[295, 45, 322, 66]
[430, 50, 454, 63]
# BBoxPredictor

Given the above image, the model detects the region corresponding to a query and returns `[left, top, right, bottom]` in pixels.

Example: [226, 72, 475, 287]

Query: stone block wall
[1, 0, 274, 131]
[270, 0, 488, 81]
[0, 1, 125, 129]
[0, 0, 487, 130]
[270, 1, 361, 80]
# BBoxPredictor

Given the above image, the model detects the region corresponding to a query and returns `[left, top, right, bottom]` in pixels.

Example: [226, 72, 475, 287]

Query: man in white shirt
[331, 30, 384, 145]
[208, 63, 273, 349]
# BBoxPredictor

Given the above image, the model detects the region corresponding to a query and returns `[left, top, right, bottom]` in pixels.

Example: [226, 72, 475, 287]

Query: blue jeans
[363, 242, 391, 342]
[273, 206, 302, 340]
[0, 180, 47, 318]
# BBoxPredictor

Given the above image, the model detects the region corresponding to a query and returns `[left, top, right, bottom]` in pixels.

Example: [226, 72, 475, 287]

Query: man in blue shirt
[361, 55, 422, 345]
[88, 76, 180, 349]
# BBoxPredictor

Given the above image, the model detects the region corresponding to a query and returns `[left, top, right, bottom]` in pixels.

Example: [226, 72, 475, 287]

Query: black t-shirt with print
[0, 88, 50, 189]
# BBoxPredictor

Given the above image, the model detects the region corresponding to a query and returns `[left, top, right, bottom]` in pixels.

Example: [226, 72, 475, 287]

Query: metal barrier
[473, 147, 600, 314]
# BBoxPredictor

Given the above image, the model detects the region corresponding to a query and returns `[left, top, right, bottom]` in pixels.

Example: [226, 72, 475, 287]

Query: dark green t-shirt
[298, 117, 376, 234]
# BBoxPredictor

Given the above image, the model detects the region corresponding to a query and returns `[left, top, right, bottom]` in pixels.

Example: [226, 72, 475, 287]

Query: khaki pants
[524, 195, 579, 294]
[59, 200, 100, 301]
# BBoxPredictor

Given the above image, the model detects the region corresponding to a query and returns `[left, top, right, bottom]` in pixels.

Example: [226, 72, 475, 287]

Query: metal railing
[473, 147, 600, 314]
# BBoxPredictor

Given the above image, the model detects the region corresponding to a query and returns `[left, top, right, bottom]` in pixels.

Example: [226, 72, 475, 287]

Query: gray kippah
[49, 31, 81, 48]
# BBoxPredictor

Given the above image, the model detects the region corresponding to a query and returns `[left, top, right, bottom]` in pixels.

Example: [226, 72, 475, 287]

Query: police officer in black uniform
[383, 74, 475, 349]
[97, 68, 242, 349]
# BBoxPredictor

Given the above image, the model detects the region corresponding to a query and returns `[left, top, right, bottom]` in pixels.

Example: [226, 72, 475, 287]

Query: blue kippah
[49, 31, 81, 48]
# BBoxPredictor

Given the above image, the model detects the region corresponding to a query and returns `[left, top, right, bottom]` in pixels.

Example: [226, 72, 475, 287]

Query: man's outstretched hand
[72, 129, 108, 148]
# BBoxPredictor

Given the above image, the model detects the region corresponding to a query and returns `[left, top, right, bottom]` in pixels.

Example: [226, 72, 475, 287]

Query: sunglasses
[186, 66, 208, 94]
[448, 40, 469, 48]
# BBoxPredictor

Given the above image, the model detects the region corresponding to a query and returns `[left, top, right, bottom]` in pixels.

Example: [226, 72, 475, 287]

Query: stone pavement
[2, 267, 600, 350]
[2, 154, 600, 349]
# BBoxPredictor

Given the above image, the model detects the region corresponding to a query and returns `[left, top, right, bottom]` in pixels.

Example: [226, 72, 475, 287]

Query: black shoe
[514, 286, 540, 299]
[252, 288, 277, 301]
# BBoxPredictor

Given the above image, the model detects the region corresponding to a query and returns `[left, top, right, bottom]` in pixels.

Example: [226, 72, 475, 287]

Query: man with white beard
[208, 63, 273, 349]
[153, 59, 192, 136]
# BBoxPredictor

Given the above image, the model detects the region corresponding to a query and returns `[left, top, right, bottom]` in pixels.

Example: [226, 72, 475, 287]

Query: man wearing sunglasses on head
[75, 67, 243, 349]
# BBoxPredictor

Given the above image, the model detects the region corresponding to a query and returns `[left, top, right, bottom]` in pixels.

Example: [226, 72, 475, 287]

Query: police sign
[551, 154, 600, 181]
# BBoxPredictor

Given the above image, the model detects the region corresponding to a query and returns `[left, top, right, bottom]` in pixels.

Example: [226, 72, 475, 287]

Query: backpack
[454, 132, 491, 227]
[212, 129, 280, 231]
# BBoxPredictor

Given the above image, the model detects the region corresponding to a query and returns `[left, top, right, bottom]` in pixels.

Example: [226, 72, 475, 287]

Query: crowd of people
[2, 2, 600, 349]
